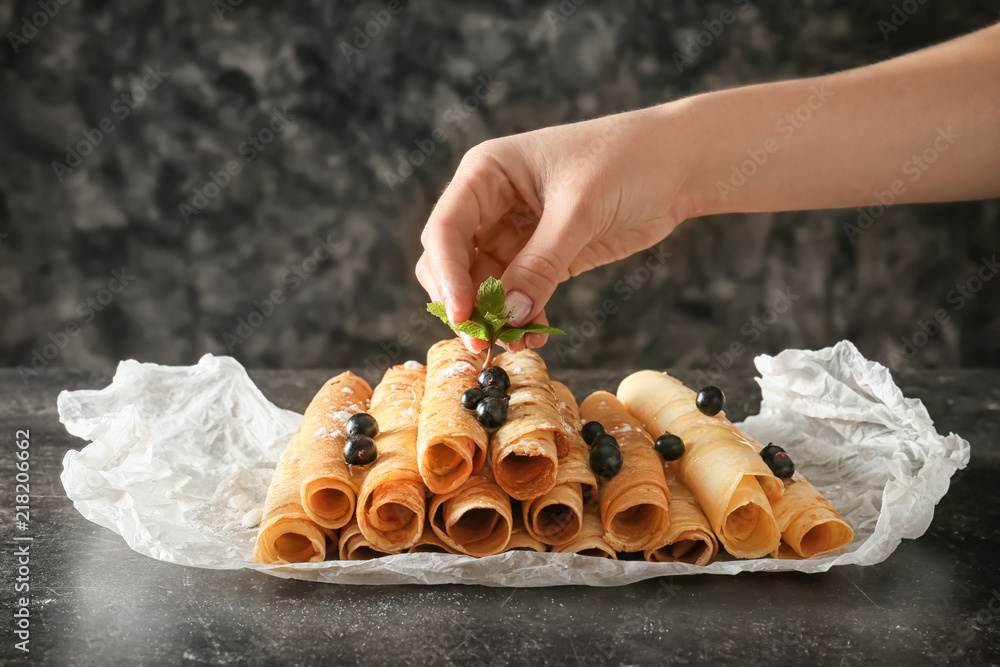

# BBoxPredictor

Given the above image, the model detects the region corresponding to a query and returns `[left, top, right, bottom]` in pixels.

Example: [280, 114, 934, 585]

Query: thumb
[500, 200, 585, 327]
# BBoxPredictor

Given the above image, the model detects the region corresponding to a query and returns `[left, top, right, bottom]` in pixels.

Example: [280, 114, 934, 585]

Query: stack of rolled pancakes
[253, 341, 852, 564]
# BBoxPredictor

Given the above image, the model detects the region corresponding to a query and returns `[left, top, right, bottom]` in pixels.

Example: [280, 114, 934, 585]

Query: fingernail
[459, 332, 477, 353]
[505, 291, 533, 327]
[446, 300, 460, 324]
[525, 333, 546, 349]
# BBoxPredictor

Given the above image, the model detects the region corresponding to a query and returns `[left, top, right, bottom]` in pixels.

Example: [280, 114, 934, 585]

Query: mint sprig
[427, 277, 565, 367]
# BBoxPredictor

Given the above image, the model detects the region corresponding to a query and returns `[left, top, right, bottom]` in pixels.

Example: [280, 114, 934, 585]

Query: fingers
[420, 143, 519, 324]
[525, 310, 550, 349]
[415, 253, 441, 301]
[460, 332, 490, 352]
[499, 195, 587, 327]
[418, 253, 486, 354]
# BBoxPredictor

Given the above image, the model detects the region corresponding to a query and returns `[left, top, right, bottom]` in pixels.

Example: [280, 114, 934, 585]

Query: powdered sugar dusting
[341, 387, 353, 394]
[439, 360, 476, 379]
[332, 410, 353, 422]
[403, 360, 423, 370]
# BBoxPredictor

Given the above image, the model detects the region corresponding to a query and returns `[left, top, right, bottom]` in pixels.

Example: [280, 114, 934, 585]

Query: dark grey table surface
[1, 367, 998, 666]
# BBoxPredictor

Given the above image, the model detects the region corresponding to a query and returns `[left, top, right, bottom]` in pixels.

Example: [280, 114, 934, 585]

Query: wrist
[641, 92, 740, 222]
[661, 80, 822, 218]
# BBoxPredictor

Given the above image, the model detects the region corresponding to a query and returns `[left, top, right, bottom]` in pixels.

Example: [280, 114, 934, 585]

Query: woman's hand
[415, 105, 703, 352]
[417, 22, 1000, 353]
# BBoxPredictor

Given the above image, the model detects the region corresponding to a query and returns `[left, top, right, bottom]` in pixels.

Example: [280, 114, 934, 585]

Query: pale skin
[416, 23, 1000, 353]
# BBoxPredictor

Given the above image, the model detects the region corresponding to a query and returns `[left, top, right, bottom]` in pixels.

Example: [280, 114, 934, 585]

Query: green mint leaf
[476, 277, 507, 317]
[427, 279, 565, 360]
[427, 301, 451, 326]
[483, 311, 507, 338]
[470, 306, 498, 340]
[497, 323, 566, 343]
[427, 301, 490, 340]
[453, 320, 490, 339]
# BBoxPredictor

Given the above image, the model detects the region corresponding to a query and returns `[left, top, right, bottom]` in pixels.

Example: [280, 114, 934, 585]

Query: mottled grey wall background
[1, 0, 998, 386]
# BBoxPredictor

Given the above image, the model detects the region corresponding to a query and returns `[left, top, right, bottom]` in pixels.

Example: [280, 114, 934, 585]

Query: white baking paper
[58, 341, 970, 586]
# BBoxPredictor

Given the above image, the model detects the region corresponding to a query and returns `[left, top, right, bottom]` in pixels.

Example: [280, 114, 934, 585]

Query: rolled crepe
[770, 476, 854, 559]
[644, 466, 719, 566]
[491, 351, 567, 500]
[417, 339, 489, 494]
[522, 381, 597, 545]
[428, 465, 513, 557]
[338, 518, 393, 560]
[408, 518, 456, 554]
[552, 509, 617, 560]
[355, 364, 427, 552]
[618, 371, 782, 559]
[253, 442, 328, 564]
[505, 513, 547, 552]
[297, 372, 374, 530]
[579, 392, 671, 553]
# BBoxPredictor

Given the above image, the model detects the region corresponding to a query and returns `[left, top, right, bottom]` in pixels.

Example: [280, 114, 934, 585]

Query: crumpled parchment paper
[57, 341, 970, 586]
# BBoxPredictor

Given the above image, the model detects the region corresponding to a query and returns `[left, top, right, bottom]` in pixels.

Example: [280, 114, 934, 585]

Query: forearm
[673, 22, 1000, 217]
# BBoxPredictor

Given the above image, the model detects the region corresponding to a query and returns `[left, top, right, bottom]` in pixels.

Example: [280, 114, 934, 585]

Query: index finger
[420, 143, 518, 323]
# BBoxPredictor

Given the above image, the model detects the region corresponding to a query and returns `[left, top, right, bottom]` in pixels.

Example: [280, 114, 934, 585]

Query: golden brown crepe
[295, 372, 374, 530]
[552, 508, 617, 559]
[522, 381, 597, 545]
[490, 351, 568, 500]
[252, 442, 329, 564]
[770, 475, 854, 559]
[408, 518, 457, 554]
[505, 513, 548, 552]
[618, 371, 783, 559]
[428, 465, 513, 557]
[579, 391, 671, 553]
[417, 339, 489, 495]
[644, 466, 719, 565]
[338, 518, 393, 560]
[355, 364, 427, 552]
